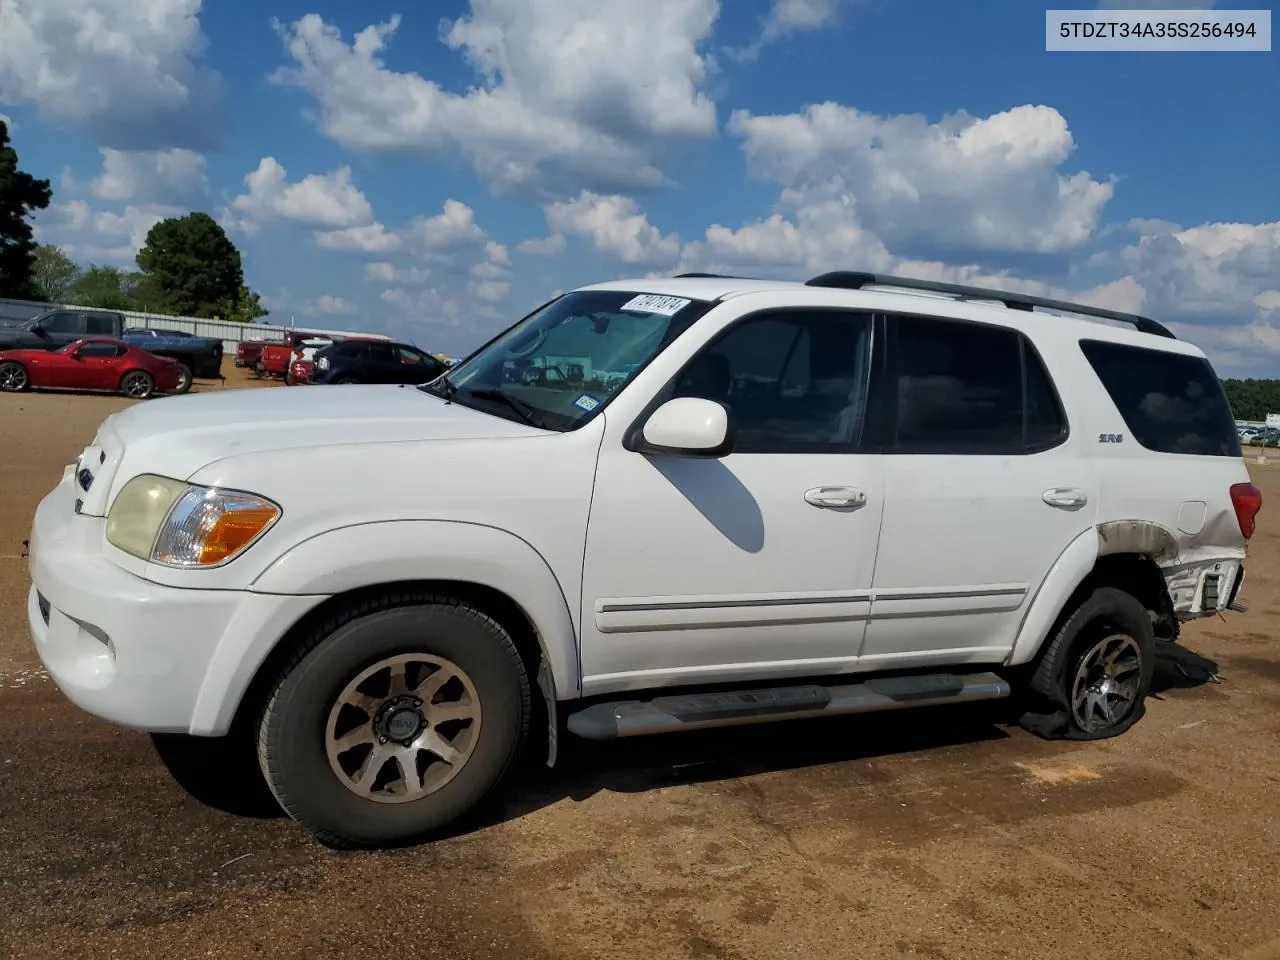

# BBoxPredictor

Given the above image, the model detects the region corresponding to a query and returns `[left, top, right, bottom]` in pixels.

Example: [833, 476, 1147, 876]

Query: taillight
[1230, 482, 1262, 539]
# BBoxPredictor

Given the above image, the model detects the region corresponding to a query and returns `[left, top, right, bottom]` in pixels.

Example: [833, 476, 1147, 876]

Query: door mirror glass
[639, 397, 732, 457]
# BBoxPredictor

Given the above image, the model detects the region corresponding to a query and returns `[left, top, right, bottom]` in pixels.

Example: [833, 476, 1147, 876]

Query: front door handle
[804, 486, 867, 508]
[1043, 487, 1088, 508]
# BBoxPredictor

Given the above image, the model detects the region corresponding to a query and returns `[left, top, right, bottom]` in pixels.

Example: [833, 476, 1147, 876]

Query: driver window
[397, 347, 423, 364]
[78, 343, 123, 358]
[673, 310, 873, 453]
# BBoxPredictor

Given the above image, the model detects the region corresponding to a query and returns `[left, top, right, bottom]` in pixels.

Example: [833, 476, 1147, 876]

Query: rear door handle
[804, 486, 867, 508]
[1043, 487, 1088, 508]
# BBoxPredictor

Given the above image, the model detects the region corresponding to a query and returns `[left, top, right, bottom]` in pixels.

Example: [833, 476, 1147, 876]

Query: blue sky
[1, 0, 1276, 372]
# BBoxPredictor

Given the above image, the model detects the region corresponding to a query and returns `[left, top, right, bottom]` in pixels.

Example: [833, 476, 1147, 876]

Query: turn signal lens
[152, 487, 281, 566]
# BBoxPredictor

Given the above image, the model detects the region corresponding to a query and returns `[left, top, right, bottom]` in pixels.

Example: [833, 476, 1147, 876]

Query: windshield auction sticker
[620, 295, 692, 316]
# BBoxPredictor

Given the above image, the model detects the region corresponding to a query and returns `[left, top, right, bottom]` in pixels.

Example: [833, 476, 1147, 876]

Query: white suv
[26, 271, 1261, 848]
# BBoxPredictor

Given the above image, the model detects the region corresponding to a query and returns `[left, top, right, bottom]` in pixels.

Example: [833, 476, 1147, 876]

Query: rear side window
[84, 314, 117, 335]
[888, 314, 1068, 454]
[1079, 340, 1241, 457]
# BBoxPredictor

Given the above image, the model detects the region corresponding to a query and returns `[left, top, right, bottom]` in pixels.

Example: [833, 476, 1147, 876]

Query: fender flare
[1007, 527, 1099, 666]
[189, 520, 580, 737]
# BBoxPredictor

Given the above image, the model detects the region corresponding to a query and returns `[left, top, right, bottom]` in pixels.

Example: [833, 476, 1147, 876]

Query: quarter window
[672, 311, 873, 453]
[84, 314, 117, 335]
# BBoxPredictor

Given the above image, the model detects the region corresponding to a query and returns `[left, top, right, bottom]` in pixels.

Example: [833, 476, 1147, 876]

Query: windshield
[424, 290, 714, 430]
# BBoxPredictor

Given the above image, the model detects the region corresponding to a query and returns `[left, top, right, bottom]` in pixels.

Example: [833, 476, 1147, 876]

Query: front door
[862, 311, 1097, 669]
[580, 307, 885, 695]
[76, 342, 127, 390]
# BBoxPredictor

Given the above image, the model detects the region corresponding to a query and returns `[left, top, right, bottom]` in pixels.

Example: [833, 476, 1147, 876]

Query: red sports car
[0, 337, 184, 399]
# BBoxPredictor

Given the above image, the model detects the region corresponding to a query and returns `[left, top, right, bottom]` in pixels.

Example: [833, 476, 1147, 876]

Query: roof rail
[672, 272, 746, 279]
[804, 271, 1175, 339]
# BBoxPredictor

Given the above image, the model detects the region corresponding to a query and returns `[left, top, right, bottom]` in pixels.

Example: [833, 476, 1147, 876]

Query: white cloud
[36, 199, 181, 264]
[0, 0, 224, 150]
[470, 279, 511, 302]
[315, 223, 402, 253]
[1097, 0, 1212, 7]
[407, 199, 486, 248]
[90, 147, 208, 206]
[517, 232, 567, 256]
[546, 190, 680, 264]
[730, 0, 867, 59]
[365, 261, 429, 284]
[485, 241, 510, 266]
[268, 4, 719, 193]
[1118, 219, 1280, 321]
[314, 294, 356, 315]
[470, 261, 510, 282]
[728, 102, 1113, 255]
[230, 157, 374, 232]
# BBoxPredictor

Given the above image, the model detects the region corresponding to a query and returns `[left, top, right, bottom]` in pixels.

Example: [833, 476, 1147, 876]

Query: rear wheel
[171, 362, 193, 394]
[0, 361, 29, 392]
[335, 376, 360, 384]
[120, 369, 155, 399]
[256, 593, 531, 849]
[1017, 586, 1154, 741]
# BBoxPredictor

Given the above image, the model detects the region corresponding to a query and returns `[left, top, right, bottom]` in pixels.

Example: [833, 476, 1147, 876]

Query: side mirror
[635, 397, 733, 458]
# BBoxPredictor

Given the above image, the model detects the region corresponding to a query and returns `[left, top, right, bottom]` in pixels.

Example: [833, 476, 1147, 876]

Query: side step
[566, 671, 1011, 741]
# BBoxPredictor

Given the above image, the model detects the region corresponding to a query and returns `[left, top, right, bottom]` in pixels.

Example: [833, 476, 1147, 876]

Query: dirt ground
[1, 369, 1277, 960]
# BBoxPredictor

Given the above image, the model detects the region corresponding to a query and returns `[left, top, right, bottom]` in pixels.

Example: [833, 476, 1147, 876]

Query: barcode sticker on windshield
[619, 294, 692, 317]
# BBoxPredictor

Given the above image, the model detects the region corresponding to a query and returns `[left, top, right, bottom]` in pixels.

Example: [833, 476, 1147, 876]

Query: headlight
[316, 356, 330, 371]
[105, 474, 281, 567]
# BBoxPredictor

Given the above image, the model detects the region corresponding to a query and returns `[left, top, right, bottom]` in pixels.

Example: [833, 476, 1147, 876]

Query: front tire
[1017, 586, 1155, 741]
[256, 592, 531, 849]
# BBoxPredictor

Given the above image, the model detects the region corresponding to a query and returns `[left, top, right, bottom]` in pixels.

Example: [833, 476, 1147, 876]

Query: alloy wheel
[1070, 632, 1142, 733]
[324, 653, 482, 804]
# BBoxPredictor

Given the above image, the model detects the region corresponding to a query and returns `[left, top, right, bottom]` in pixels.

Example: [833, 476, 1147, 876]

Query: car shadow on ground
[162, 642, 1226, 844]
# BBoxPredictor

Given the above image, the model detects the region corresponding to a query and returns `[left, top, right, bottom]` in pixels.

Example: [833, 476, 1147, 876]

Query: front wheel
[1017, 586, 1155, 741]
[120, 369, 155, 399]
[256, 593, 531, 849]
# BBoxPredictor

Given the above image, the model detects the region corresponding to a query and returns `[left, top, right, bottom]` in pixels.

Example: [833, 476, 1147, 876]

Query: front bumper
[27, 468, 323, 736]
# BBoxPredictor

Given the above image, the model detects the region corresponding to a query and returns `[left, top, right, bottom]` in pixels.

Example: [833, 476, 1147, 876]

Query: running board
[566, 671, 1011, 741]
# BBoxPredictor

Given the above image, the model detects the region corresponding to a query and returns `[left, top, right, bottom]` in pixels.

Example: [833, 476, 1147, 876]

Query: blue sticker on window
[573, 393, 601, 412]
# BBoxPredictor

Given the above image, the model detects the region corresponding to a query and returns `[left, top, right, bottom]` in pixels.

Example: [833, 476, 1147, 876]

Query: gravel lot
[1, 371, 1277, 960]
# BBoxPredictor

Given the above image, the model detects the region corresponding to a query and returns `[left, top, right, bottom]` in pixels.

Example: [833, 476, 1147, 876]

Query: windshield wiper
[466, 388, 547, 428]
[420, 375, 457, 399]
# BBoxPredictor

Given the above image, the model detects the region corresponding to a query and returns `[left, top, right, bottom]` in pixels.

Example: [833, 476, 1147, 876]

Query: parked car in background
[0, 337, 183, 398]
[0, 308, 128, 351]
[257, 332, 332, 380]
[235, 338, 276, 369]
[309, 339, 449, 385]
[284, 337, 336, 385]
[288, 357, 313, 385]
[121, 328, 224, 391]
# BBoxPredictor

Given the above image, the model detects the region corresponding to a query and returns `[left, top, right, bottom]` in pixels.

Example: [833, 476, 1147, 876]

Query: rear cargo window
[1079, 339, 1241, 457]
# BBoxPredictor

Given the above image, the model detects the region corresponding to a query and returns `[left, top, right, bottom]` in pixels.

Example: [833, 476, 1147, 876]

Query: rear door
[365, 343, 402, 382]
[861, 311, 1096, 670]
[392, 346, 445, 384]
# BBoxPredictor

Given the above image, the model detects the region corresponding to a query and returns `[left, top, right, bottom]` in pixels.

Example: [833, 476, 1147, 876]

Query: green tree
[1222, 379, 1280, 422]
[0, 120, 52, 300]
[217, 284, 269, 323]
[71, 264, 143, 310]
[135, 212, 245, 317]
[31, 243, 81, 302]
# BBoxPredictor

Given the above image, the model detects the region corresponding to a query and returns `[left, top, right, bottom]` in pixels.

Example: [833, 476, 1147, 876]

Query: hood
[77, 385, 548, 511]
[110, 383, 544, 450]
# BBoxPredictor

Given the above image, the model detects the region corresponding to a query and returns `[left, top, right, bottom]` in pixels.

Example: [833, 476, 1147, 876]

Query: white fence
[0, 296, 391, 352]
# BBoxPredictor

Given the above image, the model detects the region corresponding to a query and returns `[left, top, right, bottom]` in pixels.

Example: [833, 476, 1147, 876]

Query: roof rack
[804, 271, 1175, 340]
